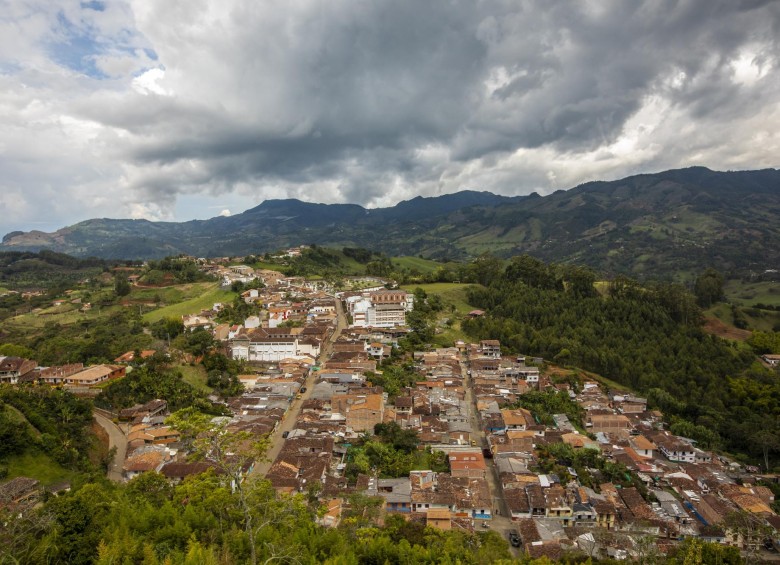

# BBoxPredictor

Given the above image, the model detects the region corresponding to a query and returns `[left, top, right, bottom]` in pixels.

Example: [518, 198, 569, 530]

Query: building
[345, 290, 414, 329]
[480, 340, 501, 359]
[332, 393, 385, 432]
[230, 329, 319, 363]
[0, 356, 37, 384]
[65, 365, 125, 387]
[448, 451, 487, 479]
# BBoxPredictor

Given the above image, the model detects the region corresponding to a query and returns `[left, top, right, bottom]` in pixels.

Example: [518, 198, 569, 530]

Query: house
[504, 486, 532, 519]
[38, 363, 84, 385]
[114, 350, 156, 364]
[119, 399, 168, 421]
[0, 356, 37, 384]
[501, 408, 535, 431]
[480, 340, 501, 359]
[160, 461, 214, 483]
[0, 477, 40, 510]
[587, 413, 631, 434]
[439, 475, 492, 520]
[762, 354, 780, 367]
[448, 451, 487, 479]
[332, 393, 385, 432]
[630, 435, 657, 459]
[426, 508, 452, 530]
[182, 315, 214, 332]
[65, 364, 125, 387]
[654, 434, 696, 463]
[123, 447, 173, 480]
[374, 478, 412, 513]
[317, 498, 343, 528]
[127, 426, 180, 445]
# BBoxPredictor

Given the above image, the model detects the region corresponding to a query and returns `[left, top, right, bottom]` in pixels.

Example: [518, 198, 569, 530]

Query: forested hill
[0, 251, 108, 288]
[2, 167, 780, 279]
[461, 255, 776, 462]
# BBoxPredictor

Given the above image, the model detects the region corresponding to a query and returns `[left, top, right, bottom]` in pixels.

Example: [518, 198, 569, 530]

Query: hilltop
[3, 167, 780, 278]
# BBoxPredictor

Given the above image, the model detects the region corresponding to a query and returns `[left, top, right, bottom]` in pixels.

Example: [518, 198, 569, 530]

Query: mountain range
[3, 167, 780, 278]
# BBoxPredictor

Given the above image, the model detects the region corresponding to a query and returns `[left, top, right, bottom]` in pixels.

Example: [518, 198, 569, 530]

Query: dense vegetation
[463, 255, 779, 466]
[0, 386, 95, 474]
[0, 251, 108, 289]
[26, 310, 152, 365]
[94, 366, 224, 414]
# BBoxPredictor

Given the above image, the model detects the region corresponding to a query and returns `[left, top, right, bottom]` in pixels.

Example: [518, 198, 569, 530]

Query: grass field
[724, 280, 780, 307]
[400, 283, 480, 347]
[392, 256, 444, 274]
[143, 284, 236, 323]
[251, 261, 288, 272]
[4, 303, 125, 330]
[178, 364, 212, 393]
[5, 451, 80, 486]
[400, 283, 477, 314]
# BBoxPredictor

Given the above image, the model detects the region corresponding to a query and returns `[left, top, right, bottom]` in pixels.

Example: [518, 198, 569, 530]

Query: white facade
[231, 336, 317, 363]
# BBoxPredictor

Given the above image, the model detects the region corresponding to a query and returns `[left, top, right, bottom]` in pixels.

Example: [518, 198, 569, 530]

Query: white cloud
[1, 0, 779, 235]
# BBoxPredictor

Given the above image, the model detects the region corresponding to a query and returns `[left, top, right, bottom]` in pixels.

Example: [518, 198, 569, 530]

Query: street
[252, 297, 347, 477]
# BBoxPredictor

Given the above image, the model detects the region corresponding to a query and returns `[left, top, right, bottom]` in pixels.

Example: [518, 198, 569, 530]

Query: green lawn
[142, 284, 236, 323]
[401, 283, 477, 314]
[177, 364, 212, 393]
[400, 283, 480, 347]
[705, 300, 780, 333]
[391, 256, 444, 274]
[724, 279, 780, 307]
[4, 451, 80, 486]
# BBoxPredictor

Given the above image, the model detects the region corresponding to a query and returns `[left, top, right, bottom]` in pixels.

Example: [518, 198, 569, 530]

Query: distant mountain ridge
[3, 168, 780, 278]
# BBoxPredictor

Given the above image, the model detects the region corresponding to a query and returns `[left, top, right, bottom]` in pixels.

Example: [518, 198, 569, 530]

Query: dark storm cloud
[2, 0, 779, 231]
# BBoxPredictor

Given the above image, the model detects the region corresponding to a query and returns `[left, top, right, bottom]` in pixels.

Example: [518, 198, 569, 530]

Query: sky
[1, 0, 779, 234]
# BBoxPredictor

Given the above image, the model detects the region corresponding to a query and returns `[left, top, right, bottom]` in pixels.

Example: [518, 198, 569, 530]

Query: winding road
[93, 411, 128, 482]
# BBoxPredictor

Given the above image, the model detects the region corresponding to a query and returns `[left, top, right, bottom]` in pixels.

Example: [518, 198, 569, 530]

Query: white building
[230, 330, 319, 362]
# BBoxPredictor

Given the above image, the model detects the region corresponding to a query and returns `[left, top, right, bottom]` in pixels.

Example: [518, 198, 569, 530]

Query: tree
[114, 275, 131, 297]
[751, 428, 780, 471]
[167, 408, 273, 565]
[693, 268, 724, 307]
[724, 509, 773, 565]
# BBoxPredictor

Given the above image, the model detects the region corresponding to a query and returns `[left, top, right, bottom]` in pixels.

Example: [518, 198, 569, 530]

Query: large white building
[230, 329, 320, 362]
[345, 290, 414, 329]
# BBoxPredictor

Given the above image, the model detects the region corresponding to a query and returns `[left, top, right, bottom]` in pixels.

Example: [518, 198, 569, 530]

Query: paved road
[253, 298, 347, 477]
[461, 354, 520, 552]
[93, 411, 128, 482]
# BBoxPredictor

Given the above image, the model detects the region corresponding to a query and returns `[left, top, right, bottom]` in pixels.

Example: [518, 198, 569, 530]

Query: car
[282, 431, 289, 438]
[300, 386, 307, 393]
[508, 530, 522, 547]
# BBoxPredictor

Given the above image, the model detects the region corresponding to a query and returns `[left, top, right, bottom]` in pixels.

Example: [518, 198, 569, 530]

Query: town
[1, 252, 779, 563]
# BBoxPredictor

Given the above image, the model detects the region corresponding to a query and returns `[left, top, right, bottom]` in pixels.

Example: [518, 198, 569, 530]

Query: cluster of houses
[462, 341, 780, 559]
[0, 356, 125, 391]
[5, 260, 780, 560]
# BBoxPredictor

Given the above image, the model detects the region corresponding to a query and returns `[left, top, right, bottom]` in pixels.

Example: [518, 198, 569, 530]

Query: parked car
[300, 386, 307, 393]
[508, 530, 522, 547]
[282, 431, 289, 438]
